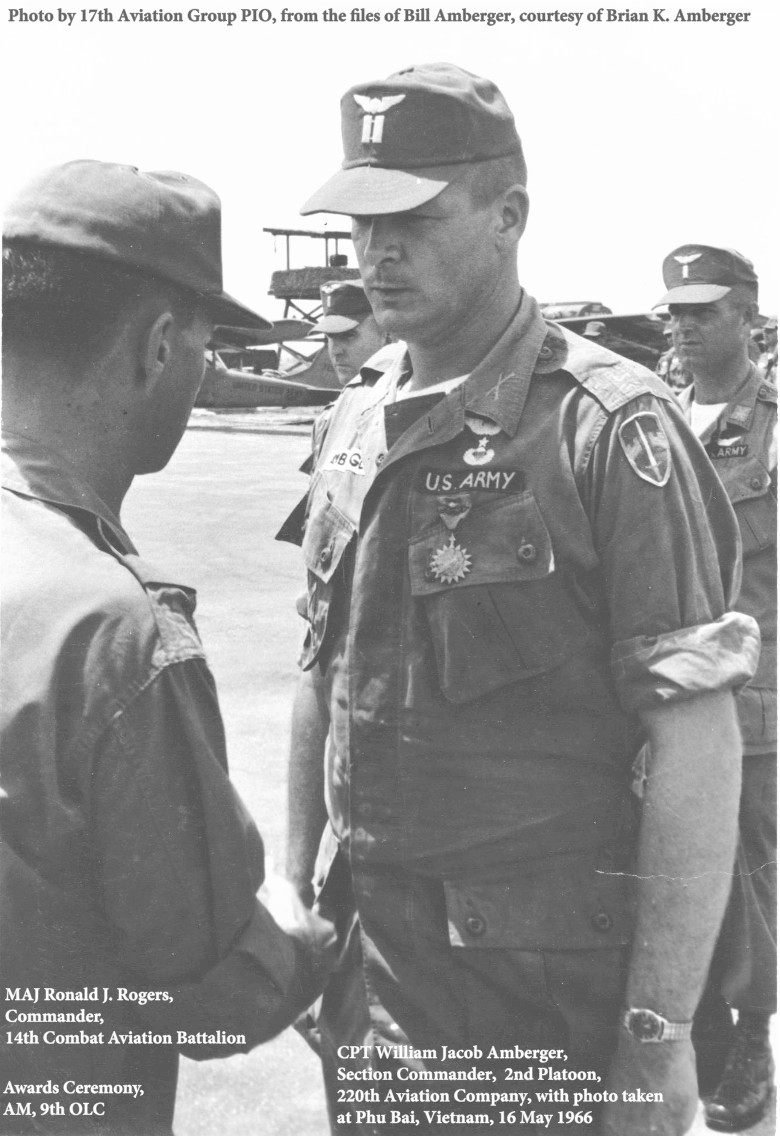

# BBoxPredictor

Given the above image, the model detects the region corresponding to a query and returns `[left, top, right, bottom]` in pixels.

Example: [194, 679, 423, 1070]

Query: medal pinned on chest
[428, 534, 472, 584]
[428, 491, 473, 585]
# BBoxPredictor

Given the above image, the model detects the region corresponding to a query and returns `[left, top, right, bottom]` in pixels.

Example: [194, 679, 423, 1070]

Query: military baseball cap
[3, 159, 272, 331]
[655, 244, 758, 307]
[310, 280, 373, 334]
[300, 62, 525, 217]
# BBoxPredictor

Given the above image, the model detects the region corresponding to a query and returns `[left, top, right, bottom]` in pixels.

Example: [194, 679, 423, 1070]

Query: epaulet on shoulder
[558, 327, 672, 413]
[112, 549, 198, 613]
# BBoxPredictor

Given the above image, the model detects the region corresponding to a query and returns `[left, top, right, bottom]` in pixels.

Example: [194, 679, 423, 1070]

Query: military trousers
[712, 751, 777, 1013]
[300, 847, 629, 1136]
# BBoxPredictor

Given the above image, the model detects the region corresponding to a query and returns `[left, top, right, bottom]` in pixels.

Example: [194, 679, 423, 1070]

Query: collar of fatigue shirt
[681, 364, 767, 441]
[350, 291, 563, 473]
[1, 431, 136, 557]
[461, 289, 563, 437]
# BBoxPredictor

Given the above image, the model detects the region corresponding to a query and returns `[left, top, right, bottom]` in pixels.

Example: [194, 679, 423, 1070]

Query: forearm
[286, 665, 330, 902]
[626, 689, 742, 1015]
[602, 690, 742, 1135]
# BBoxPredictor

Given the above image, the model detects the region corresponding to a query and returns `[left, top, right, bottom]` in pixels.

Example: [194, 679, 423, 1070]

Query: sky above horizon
[3, 0, 777, 322]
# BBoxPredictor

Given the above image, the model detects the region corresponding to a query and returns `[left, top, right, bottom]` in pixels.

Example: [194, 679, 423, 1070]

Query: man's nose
[359, 217, 401, 265]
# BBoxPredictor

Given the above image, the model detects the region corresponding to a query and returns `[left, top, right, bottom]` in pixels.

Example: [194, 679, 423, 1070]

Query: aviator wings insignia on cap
[673, 252, 702, 279]
[353, 94, 406, 144]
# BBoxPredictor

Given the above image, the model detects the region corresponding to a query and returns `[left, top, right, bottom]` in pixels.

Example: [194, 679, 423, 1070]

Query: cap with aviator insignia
[654, 244, 758, 307]
[300, 62, 525, 217]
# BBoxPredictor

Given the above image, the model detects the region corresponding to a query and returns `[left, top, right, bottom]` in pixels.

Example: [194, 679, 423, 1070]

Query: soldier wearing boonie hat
[2, 160, 337, 1134]
[283, 65, 759, 1136]
[655, 243, 777, 1134]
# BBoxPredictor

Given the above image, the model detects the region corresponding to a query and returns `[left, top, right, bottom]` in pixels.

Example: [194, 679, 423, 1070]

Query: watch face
[630, 1010, 663, 1041]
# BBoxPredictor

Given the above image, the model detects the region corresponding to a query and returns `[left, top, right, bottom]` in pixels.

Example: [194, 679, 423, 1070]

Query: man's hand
[260, 871, 337, 964]
[601, 1035, 698, 1136]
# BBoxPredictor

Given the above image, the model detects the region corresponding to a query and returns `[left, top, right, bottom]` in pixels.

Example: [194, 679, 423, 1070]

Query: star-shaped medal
[428, 534, 472, 585]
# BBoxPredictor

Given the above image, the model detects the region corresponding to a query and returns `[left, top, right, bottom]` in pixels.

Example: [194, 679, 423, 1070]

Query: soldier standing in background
[310, 279, 390, 386]
[657, 323, 694, 393]
[655, 244, 777, 1133]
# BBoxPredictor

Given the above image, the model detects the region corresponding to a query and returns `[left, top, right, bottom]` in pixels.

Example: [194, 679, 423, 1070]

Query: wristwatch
[622, 1007, 693, 1043]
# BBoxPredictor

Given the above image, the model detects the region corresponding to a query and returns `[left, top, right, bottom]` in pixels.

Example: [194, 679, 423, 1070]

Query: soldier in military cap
[656, 323, 693, 393]
[282, 64, 759, 1136]
[655, 245, 777, 1133]
[1, 160, 336, 1135]
[311, 279, 389, 386]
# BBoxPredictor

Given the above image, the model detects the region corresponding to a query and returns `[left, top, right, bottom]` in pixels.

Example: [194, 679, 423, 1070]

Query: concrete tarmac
[123, 424, 776, 1136]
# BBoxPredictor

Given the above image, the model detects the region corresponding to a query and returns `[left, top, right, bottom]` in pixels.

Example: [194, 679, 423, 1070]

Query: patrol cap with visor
[300, 62, 526, 217]
[310, 280, 373, 335]
[3, 159, 272, 331]
[654, 244, 758, 308]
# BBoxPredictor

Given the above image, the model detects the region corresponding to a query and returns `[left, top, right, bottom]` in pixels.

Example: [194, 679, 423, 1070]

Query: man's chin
[374, 309, 416, 341]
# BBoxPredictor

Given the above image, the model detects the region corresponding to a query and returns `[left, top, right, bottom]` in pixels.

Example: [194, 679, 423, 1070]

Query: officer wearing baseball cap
[2, 160, 336, 1134]
[284, 65, 759, 1136]
[300, 62, 525, 217]
[655, 244, 777, 1133]
[310, 279, 388, 386]
[656, 244, 759, 307]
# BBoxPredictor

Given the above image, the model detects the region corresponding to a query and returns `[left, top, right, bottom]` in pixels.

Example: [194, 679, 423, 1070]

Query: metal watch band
[622, 1007, 693, 1043]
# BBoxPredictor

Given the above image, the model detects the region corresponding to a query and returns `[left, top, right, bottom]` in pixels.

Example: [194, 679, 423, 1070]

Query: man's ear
[496, 185, 529, 247]
[139, 310, 175, 388]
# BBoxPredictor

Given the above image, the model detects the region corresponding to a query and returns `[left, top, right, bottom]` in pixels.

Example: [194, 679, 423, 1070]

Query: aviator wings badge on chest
[463, 413, 502, 466]
[618, 411, 672, 487]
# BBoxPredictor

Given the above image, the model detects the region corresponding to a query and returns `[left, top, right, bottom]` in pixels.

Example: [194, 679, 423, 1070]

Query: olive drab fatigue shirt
[1, 434, 325, 1135]
[288, 293, 759, 954]
[679, 367, 777, 753]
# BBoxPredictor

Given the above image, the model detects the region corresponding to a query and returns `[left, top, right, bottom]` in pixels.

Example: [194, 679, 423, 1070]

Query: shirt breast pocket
[408, 492, 597, 703]
[731, 458, 776, 554]
[300, 479, 355, 669]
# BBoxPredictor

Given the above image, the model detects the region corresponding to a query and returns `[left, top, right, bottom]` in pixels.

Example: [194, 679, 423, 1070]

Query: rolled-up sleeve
[612, 612, 760, 713]
[582, 392, 761, 711]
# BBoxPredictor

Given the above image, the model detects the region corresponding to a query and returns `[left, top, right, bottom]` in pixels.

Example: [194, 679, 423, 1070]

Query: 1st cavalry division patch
[618, 412, 672, 487]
